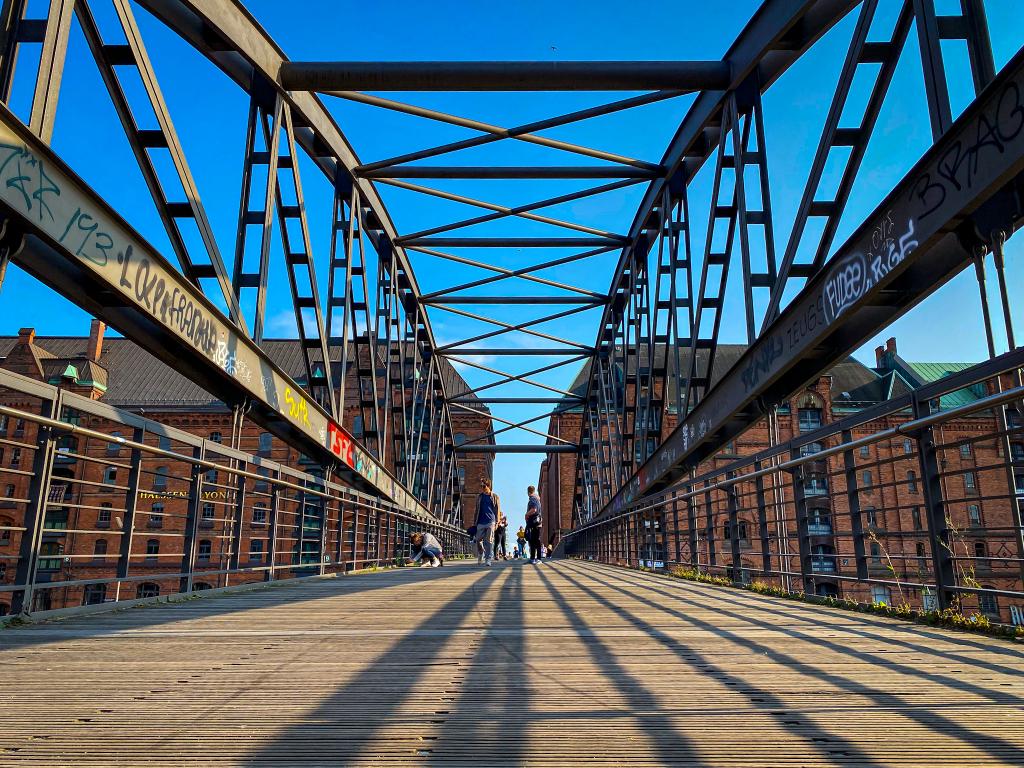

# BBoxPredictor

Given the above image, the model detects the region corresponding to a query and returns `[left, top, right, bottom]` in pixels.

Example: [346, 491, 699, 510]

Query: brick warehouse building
[0, 322, 493, 614]
[539, 339, 1024, 625]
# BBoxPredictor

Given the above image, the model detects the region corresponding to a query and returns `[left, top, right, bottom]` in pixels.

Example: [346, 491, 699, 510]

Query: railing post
[11, 394, 60, 615]
[753, 459, 771, 577]
[703, 482, 716, 571]
[687, 489, 698, 568]
[671, 493, 681, 565]
[727, 478, 742, 585]
[789, 448, 813, 597]
[912, 394, 958, 610]
[841, 429, 869, 583]
[349, 502, 360, 571]
[265, 480, 280, 582]
[180, 444, 206, 594]
[227, 461, 246, 581]
[113, 426, 145, 602]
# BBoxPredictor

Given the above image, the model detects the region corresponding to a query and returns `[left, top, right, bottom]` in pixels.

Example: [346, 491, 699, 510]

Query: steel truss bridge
[0, 1, 1024, 763]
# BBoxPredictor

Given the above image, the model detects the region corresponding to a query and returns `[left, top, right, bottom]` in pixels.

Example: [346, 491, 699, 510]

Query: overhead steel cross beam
[603, 43, 1024, 518]
[281, 61, 732, 91]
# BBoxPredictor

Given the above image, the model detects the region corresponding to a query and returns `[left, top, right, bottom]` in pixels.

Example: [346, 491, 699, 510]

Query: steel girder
[572, 0, 1015, 526]
[0, 0, 465, 525]
[587, 17, 1023, 523]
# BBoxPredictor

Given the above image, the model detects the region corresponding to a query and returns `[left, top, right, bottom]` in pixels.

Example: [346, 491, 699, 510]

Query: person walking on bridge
[525, 486, 543, 564]
[494, 515, 509, 560]
[475, 479, 501, 566]
[516, 526, 526, 558]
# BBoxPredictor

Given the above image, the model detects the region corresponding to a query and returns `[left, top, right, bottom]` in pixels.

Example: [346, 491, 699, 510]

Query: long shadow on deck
[560, 561, 1024, 766]
[0, 565, 478, 652]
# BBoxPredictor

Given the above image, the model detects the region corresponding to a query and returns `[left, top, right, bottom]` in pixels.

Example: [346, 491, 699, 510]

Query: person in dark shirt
[494, 516, 508, 560]
[475, 479, 501, 566]
[525, 485, 543, 564]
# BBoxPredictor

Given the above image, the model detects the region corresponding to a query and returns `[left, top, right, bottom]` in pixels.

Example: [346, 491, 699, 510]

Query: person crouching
[409, 531, 445, 567]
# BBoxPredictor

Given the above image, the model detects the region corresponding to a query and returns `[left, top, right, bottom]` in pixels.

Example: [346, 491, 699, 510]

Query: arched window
[454, 433, 467, 446]
[153, 466, 168, 491]
[249, 539, 264, 561]
[978, 587, 999, 616]
[103, 466, 117, 485]
[97, 503, 112, 528]
[136, 582, 159, 599]
[39, 542, 63, 570]
[107, 432, 122, 456]
[974, 541, 987, 559]
[193, 582, 213, 591]
[197, 539, 212, 562]
[906, 470, 917, 493]
[149, 503, 164, 528]
[93, 539, 108, 562]
[145, 539, 159, 561]
[0, 516, 13, 546]
[258, 432, 273, 455]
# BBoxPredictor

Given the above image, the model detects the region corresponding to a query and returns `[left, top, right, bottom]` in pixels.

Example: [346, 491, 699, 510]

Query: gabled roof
[0, 335, 484, 411]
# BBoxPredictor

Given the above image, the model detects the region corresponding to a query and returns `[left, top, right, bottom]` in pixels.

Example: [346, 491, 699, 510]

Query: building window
[906, 470, 917, 494]
[798, 408, 822, 433]
[3, 483, 13, 500]
[352, 416, 364, 439]
[197, 539, 212, 562]
[974, 541, 987, 560]
[859, 445, 869, 458]
[92, 539, 108, 562]
[209, 431, 222, 444]
[193, 582, 213, 591]
[252, 503, 267, 525]
[1011, 443, 1024, 462]
[911, 506, 922, 531]
[916, 542, 926, 558]
[864, 507, 878, 528]
[0, 414, 6, 434]
[978, 588, 999, 616]
[799, 441, 823, 457]
[861, 470, 872, 490]
[158, 435, 171, 452]
[871, 585, 892, 605]
[454, 432, 467, 446]
[722, 523, 731, 540]
[107, 432, 122, 456]
[82, 583, 107, 606]
[205, 468, 218, 484]
[803, 478, 828, 497]
[964, 471, 977, 493]
[38, 541, 63, 570]
[97, 503, 112, 528]
[810, 545, 835, 573]
[0, 516, 13, 546]
[870, 542, 881, 563]
[903, 439, 913, 455]
[153, 466, 168, 491]
[249, 539, 264, 561]
[201, 503, 215, 525]
[136, 582, 159, 599]
[258, 432, 273, 456]
[807, 509, 832, 536]
[255, 467, 269, 492]
[103, 466, 117, 485]
[960, 442, 971, 457]
[10, 448, 21, 469]
[145, 539, 159, 561]
[1015, 473, 1024, 496]
[14, 418, 24, 436]
[968, 504, 982, 527]
[149, 503, 164, 528]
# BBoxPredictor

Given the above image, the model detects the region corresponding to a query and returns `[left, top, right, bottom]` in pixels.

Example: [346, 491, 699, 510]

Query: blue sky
[1, 1, 1022, 533]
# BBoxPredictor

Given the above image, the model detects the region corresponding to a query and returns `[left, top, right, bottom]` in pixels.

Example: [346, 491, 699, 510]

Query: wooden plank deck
[1, 559, 1023, 767]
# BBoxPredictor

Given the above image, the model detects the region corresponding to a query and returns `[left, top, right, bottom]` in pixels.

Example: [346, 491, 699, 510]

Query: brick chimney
[885, 337, 897, 357]
[874, 344, 885, 368]
[875, 337, 898, 371]
[87, 319, 106, 362]
[18, 327, 35, 345]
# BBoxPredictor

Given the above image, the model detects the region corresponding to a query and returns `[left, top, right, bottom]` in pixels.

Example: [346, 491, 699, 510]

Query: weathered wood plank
[1, 560, 1022, 766]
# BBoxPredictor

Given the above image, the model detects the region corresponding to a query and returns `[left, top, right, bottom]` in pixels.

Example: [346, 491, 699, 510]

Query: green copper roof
[907, 362, 985, 409]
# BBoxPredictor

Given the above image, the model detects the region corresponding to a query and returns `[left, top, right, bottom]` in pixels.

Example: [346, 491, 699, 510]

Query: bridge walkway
[1, 560, 1023, 766]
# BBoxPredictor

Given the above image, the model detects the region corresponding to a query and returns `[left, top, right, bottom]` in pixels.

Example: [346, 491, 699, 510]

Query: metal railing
[0, 368, 469, 618]
[565, 346, 1024, 628]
